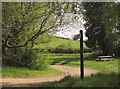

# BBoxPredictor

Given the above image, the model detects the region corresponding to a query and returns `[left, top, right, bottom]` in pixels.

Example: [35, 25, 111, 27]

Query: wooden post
[80, 30, 84, 79]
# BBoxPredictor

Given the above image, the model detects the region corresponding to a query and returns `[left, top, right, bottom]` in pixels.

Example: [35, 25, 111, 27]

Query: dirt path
[50, 65, 98, 77]
[2, 76, 63, 87]
[2, 65, 98, 87]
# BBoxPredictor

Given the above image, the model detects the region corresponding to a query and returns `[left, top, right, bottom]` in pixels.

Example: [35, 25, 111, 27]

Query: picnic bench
[96, 56, 114, 61]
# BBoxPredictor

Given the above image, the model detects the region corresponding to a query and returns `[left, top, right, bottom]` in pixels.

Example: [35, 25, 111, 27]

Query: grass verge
[2, 66, 63, 78]
[30, 73, 119, 87]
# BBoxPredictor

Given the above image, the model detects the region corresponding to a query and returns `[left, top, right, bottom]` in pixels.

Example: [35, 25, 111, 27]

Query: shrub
[30, 53, 51, 70]
[17, 49, 37, 68]
[47, 48, 92, 54]
[3, 48, 51, 70]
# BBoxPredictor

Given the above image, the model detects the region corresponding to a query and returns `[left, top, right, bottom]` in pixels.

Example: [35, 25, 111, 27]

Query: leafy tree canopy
[82, 2, 120, 55]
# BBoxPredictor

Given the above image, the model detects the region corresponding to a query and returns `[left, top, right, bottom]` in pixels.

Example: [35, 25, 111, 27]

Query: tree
[2, 2, 80, 48]
[2, 2, 58, 48]
[82, 2, 119, 55]
[2, 2, 81, 67]
[2, 2, 62, 67]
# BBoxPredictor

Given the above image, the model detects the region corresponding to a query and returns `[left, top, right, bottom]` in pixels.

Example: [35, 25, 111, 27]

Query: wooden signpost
[80, 30, 84, 79]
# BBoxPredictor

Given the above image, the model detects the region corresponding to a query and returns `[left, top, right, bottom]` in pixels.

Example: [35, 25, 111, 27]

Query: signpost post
[80, 30, 84, 79]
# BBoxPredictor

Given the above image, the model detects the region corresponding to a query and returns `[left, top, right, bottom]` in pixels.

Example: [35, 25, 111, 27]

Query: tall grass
[32, 73, 119, 87]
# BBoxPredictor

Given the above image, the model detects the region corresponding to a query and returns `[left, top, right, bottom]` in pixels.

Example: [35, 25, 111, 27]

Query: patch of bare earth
[1, 65, 98, 87]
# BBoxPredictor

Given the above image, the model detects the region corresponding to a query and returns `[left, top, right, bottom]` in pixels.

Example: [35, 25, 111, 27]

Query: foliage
[2, 48, 35, 67]
[82, 2, 120, 55]
[2, 47, 51, 70]
[30, 53, 51, 70]
[2, 2, 65, 68]
[2, 2, 64, 48]
[2, 2, 81, 48]
[2, 2, 83, 68]
[2, 2, 56, 68]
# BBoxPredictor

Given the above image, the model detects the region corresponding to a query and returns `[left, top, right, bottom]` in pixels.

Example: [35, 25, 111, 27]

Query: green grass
[30, 53, 119, 87]
[66, 59, 118, 73]
[3, 53, 118, 77]
[84, 59, 118, 73]
[2, 52, 119, 87]
[50, 53, 119, 73]
[34, 34, 88, 50]
[36, 73, 119, 87]
[2, 66, 63, 78]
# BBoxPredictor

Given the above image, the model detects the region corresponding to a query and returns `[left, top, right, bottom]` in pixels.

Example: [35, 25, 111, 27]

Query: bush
[47, 48, 92, 54]
[30, 53, 51, 70]
[17, 49, 37, 68]
[3, 48, 50, 70]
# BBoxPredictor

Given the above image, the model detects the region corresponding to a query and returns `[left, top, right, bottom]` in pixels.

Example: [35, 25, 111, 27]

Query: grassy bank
[34, 35, 88, 50]
[2, 66, 63, 78]
[37, 73, 119, 87]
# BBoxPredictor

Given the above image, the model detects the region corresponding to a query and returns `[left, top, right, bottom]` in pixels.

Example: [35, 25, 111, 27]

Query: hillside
[34, 34, 88, 51]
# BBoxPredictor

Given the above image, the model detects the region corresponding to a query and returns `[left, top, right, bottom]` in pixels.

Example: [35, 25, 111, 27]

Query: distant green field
[34, 34, 88, 50]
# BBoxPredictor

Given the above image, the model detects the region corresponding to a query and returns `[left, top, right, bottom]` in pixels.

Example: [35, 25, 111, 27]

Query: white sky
[55, 27, 87, 40]
[54, 13, 88, 41]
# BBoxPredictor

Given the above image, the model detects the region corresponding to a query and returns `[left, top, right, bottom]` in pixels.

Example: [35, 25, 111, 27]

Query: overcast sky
[54, 27, 87, 41]
[54, 13, 88, 41]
